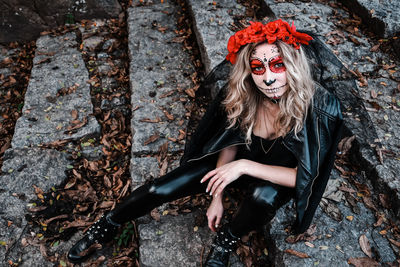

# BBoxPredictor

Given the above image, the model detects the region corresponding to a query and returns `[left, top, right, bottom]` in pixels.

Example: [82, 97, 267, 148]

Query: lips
[258, 83, 287, 93]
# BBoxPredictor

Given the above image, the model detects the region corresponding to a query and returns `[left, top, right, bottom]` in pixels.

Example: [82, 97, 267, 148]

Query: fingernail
[209, 192, 212, 196]
[206, 188, 209, 193]
[200, 179, 203, 183]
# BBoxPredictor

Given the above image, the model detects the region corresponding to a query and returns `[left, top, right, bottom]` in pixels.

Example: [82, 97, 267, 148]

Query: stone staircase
[1, 0, 399, 266]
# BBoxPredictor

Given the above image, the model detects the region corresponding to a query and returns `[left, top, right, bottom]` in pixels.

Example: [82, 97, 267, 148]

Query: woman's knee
[250, 184, 291, 209]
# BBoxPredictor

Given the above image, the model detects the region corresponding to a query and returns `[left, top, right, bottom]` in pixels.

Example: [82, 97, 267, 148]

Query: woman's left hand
[201, 160, 246, 197]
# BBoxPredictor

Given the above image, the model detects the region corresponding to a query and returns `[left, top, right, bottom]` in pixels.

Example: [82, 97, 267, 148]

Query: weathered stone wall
[0, 0, 122, 43]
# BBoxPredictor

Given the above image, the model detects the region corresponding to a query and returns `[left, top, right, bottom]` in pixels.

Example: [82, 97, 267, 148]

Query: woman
[68, 19, 343, 266]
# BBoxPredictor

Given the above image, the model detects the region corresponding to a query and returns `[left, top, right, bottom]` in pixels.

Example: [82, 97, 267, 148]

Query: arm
[216, 146, 238, 168]
[240, 160, 296, 188]
[202, 159, 297, 198]
[206, 146, 238, 232]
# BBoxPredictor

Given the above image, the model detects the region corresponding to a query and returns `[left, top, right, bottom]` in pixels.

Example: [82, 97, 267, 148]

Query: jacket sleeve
[295, 93, 344, 233]
[180, 85, 228, 164]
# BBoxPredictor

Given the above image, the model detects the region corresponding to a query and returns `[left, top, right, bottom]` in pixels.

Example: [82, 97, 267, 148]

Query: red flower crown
[226, 19, 313, 64]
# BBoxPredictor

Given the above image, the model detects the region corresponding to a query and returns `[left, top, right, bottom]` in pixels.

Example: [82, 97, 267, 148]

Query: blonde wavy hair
[223, 40, 315, 145]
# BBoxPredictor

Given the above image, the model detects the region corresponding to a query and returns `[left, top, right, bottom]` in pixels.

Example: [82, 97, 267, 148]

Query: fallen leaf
[370, 90, 377, 99]
[71, 109, 78, 120]
[362, 196, 377, 211]
[284, 249, 310, 258]
[305, 241, 315, 248]
[185, 88, 195, 98]
[348, 257, 379, 267]
[370, 43, 380, 52]
[388, 238, 400, 248]
[379, 194, 390, 209]
[143, 134, 160, 145]
[163, 110, 174, 120]
[346, 215, 354, 221]
[359, 234, 372, 258]
[338, 186, 356, 193]
[348, 36, 361, 45]
[150, 208, 160, 221]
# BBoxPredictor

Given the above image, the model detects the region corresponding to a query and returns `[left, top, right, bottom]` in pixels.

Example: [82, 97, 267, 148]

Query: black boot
[205, 227, 240, 267]
[67, 212, 121, 263]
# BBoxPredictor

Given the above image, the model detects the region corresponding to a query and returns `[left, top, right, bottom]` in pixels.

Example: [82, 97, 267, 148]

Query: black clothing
[111, 147, 292, 237]
[181, 84, 344, 233]
[236, 134, 297, 168]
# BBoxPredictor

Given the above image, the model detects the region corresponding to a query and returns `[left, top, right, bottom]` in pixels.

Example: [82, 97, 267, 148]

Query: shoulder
[312, 83, 342, 120]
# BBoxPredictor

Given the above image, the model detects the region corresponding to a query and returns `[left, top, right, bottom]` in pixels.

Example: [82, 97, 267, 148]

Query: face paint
[250, 56, 285, 75]
[250, 59, 266, 75]
[268, 56, 286, 73]
[250, 43, 288, 100]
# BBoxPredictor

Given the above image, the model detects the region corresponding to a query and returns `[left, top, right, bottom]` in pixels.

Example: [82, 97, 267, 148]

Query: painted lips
[258, 83, 287, 93]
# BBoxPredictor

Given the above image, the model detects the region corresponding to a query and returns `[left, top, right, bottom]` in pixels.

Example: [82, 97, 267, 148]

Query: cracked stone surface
[338, 0, 400, 38]
[128, 2, 194, 154]
[0, 147, 71, 264]
[11, 32, 100, 148]
[186, 0, 246, 75]
[0, 0, 122, 43]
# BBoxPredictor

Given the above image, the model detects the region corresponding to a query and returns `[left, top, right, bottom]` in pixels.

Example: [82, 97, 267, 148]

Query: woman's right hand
[206, 195, 224, 232]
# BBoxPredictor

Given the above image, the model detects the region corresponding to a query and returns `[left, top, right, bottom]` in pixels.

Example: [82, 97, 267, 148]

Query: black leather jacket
[181, 84, 343, 234]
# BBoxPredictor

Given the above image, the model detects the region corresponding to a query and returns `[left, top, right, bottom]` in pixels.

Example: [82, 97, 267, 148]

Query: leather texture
[182, 84, 344, 233]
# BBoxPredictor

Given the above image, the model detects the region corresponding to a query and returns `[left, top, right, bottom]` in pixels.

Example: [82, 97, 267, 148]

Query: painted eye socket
[269, 56, 286, 73]
[250, 59, 265, 75]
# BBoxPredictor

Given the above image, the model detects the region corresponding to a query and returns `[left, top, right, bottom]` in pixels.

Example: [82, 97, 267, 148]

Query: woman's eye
[251, 65, 265, 75]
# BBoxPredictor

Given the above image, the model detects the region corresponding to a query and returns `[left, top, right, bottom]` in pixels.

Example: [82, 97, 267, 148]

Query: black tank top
[235, 133, 297, 168]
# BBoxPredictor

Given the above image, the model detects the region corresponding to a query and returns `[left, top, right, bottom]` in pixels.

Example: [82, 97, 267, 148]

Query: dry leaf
[143, 134, 160, 145]
[338, 186, 356, 193]
[359, 235, 372, 258]
[348, 257, 379, 267]
[362, 196, 377, 211]
[163, 110, 174, 120]
[388, 238, 400, 248]
[71, 109, 78, 120]
[370, 90, 377, 99]
[185, 88, 195, 98]
[338, 136, 356, 156]
[304, 241, 315, 248]
[379, 194, 390, 209]
[370, 44, 380, 52]
[150, 208, 161, 221]
[140, 117, 162, 123]
[284, 249, 310, 258]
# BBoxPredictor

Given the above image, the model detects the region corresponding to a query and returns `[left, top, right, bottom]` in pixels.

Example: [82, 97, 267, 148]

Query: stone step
[1, 31, 101, 265]
[0, 148, 72, 265]
[337, 0, 400, 38]
[127, 2, 215, 266]
[186, 0, 245, 75]
[11, 32, 100, 148]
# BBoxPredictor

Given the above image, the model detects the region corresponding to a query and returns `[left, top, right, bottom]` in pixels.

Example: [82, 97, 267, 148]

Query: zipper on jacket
[187, 142, 247, 163]
[305, 117, 321, 211]
[281, 140, 309, 175]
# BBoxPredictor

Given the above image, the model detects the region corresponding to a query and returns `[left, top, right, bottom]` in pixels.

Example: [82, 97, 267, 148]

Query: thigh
[249, 180, 294, 209]
[151, 157, 216, 200]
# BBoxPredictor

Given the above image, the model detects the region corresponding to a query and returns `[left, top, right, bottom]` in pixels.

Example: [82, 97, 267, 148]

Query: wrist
[239, 159, 250, 175]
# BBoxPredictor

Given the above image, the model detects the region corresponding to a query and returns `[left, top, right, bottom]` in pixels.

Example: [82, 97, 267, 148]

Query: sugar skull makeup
[250, 43, 288, 101]
[250, 56, 286, 75]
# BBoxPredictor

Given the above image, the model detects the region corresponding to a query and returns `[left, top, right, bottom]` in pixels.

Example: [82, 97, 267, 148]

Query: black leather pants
[110, 158, 294, 238]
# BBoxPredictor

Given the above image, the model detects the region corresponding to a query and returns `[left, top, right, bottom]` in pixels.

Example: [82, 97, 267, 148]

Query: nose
[264, 79, 276, 86]
[263, 66, 276, 86]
